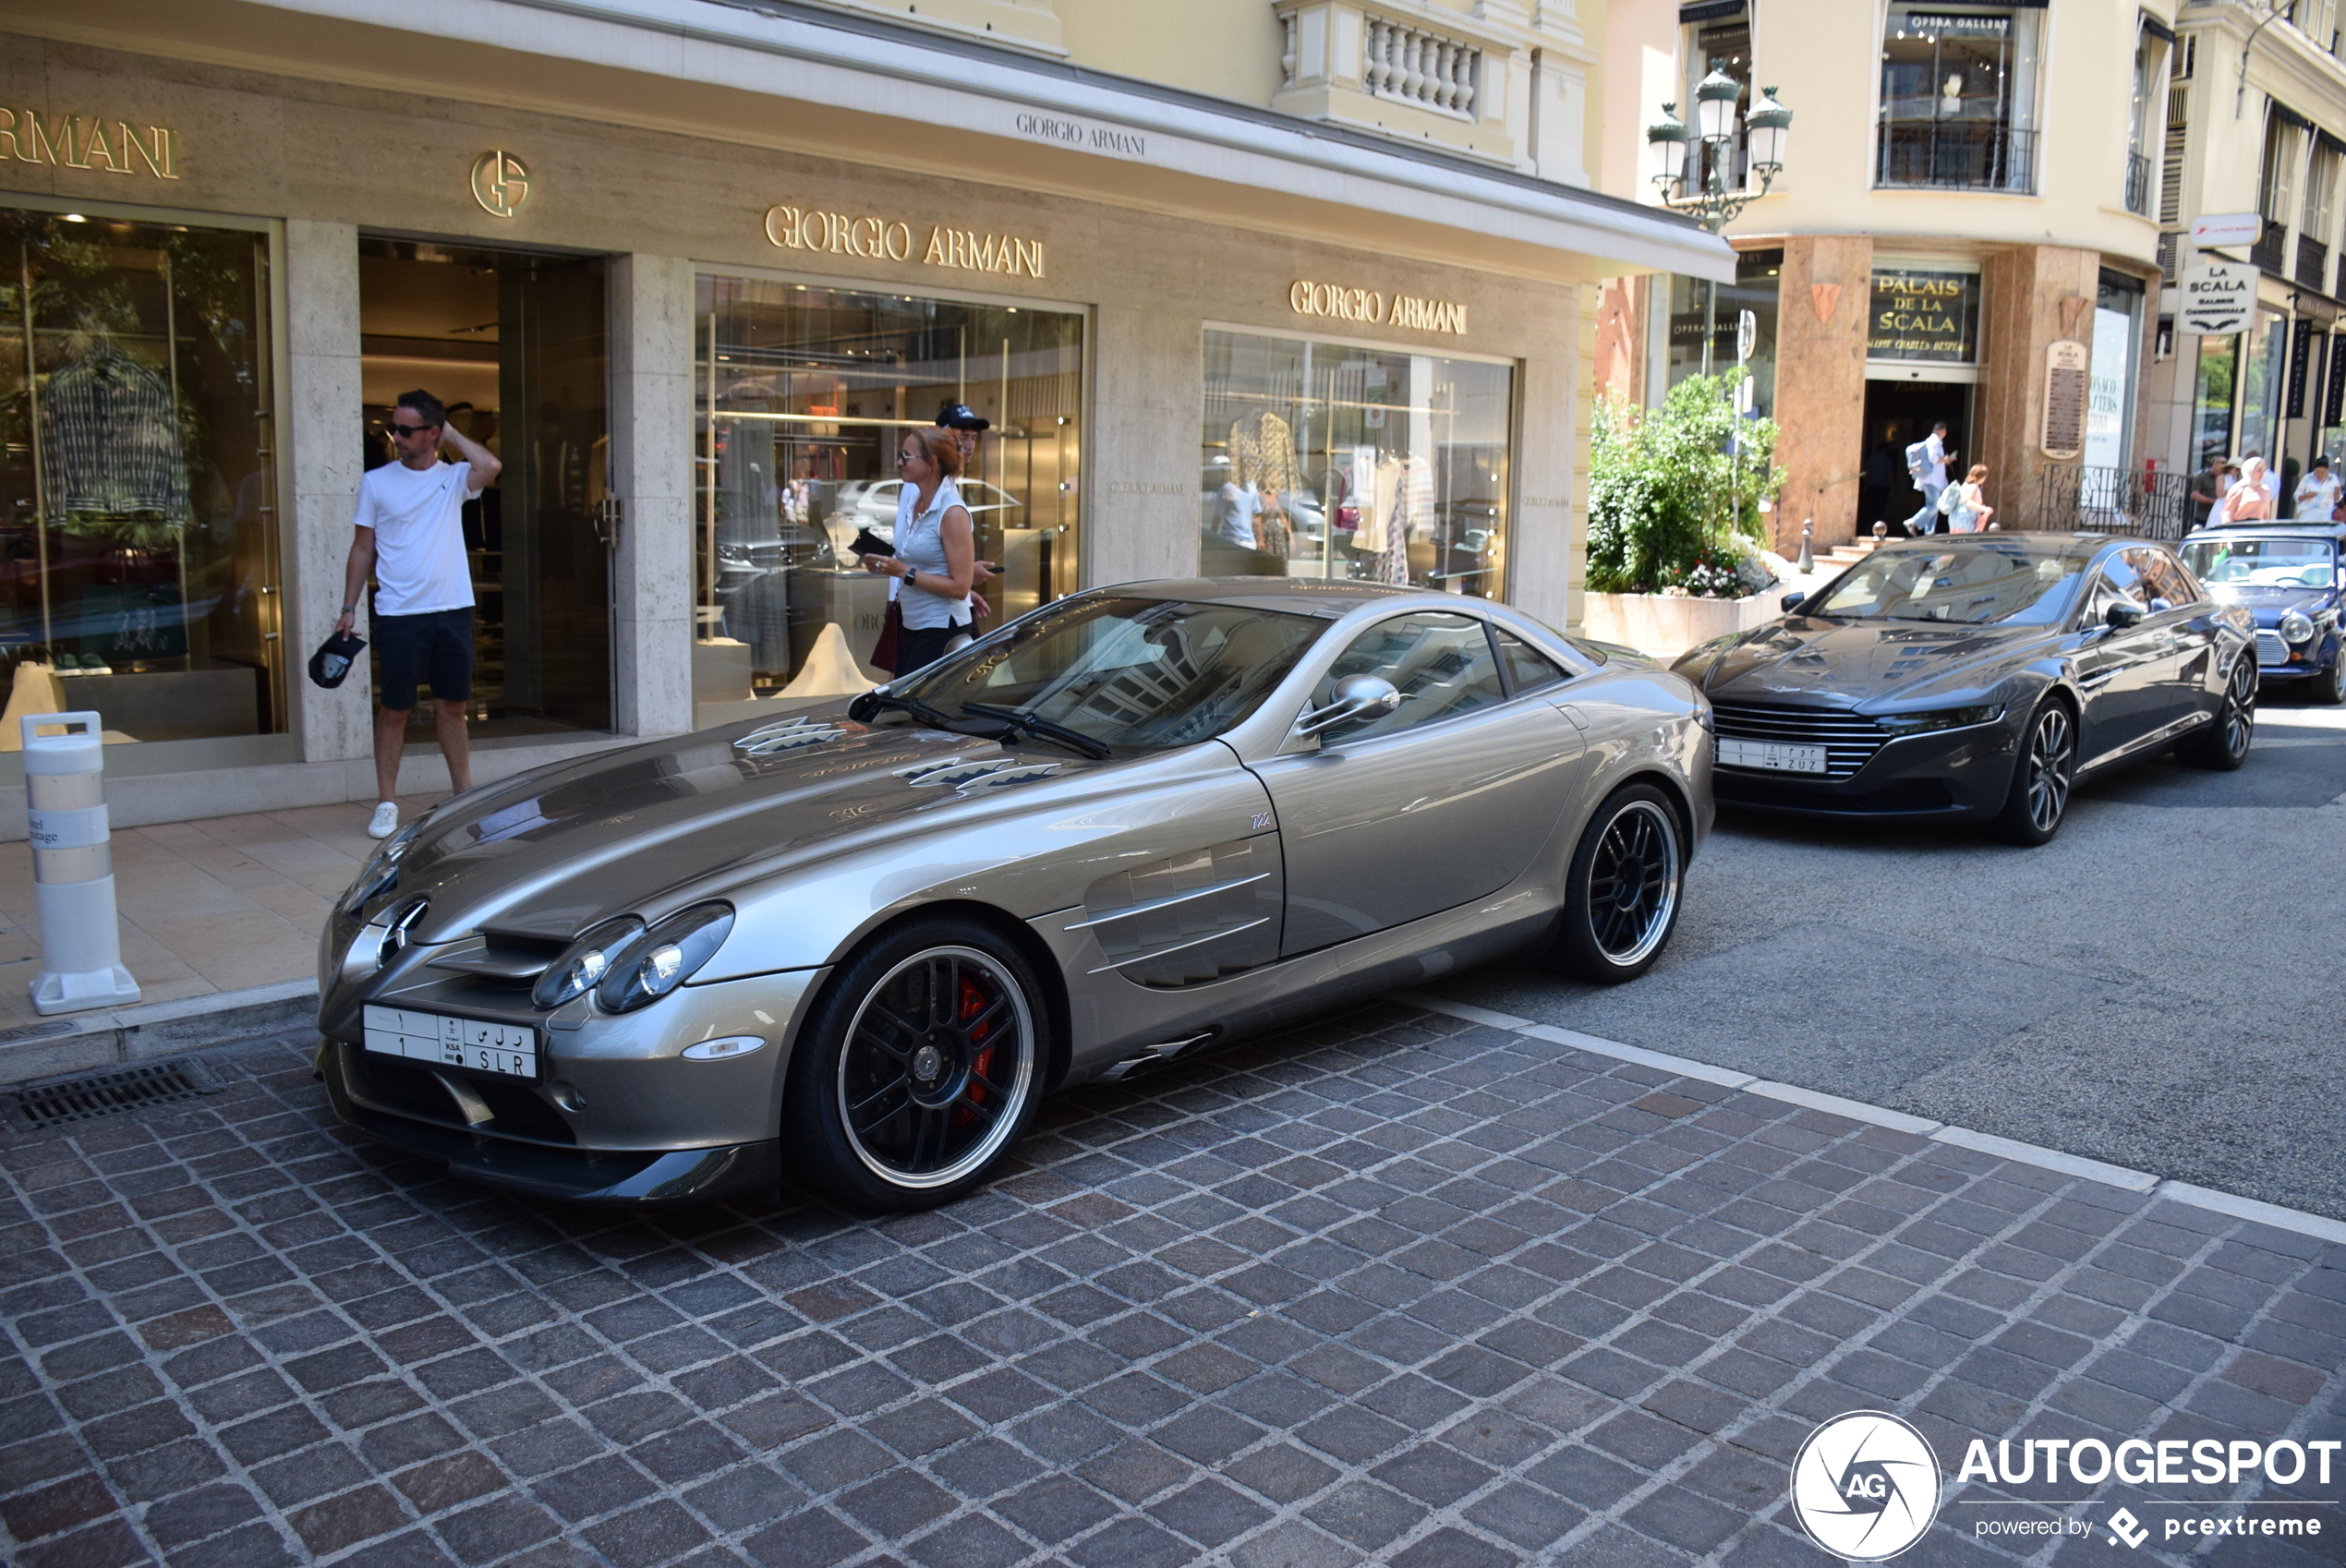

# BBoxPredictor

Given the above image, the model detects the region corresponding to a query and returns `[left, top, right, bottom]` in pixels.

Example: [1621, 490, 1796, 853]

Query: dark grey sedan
[1671, 535, 2258, 845]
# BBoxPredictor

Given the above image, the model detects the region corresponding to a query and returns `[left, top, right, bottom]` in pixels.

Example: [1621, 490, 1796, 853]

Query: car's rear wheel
[2177, 651, 2256, 769]
[1535, 783, 1685, 984]
[781, 918, 1046, 1211]
[1987, 698, 2075, 847]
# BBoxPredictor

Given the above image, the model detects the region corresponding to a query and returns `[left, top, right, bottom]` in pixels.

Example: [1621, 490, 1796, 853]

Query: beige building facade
[0, 0, 1725, 836]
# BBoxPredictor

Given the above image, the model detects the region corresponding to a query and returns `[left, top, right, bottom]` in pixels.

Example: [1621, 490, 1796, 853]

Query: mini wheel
[782, 918, 1047, 1211]
[1535, 783, 1686, 984]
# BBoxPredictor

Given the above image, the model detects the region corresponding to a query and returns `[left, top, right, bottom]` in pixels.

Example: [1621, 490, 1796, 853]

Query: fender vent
[7, 1058, 226, 1129]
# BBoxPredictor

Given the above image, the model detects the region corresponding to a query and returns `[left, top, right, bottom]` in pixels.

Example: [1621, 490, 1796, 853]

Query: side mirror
[2105, 599, 2147, 630]
[1296, 673, 1404, 739]
[1781, 591, 1806, 612]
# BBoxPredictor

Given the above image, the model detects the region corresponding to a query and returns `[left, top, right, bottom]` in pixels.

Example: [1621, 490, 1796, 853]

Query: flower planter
[1579, 587, 1782, 663]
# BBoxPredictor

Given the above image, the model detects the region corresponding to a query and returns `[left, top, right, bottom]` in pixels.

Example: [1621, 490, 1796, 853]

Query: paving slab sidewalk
[1, 1002, 2338, 1568]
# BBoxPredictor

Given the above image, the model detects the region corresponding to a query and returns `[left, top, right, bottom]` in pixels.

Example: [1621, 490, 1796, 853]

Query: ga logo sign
[1789, 1412, 1943, 1561]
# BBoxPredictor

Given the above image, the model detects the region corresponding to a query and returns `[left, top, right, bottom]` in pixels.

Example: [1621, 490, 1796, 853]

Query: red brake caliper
[958, 975, 993, 1119]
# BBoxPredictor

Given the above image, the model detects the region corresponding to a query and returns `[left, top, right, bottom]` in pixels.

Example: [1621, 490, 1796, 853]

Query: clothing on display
[37, 340, 192, 537]
[1227, 408, 1302, 559]
[1358, 452, 1431, 585]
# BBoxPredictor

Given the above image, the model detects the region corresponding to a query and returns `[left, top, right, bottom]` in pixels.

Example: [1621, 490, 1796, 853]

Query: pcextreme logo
[1788, 1412, 1943, 1561]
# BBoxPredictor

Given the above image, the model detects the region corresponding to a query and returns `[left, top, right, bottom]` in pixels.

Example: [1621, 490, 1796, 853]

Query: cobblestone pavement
[3, 1005, 2341, 1568]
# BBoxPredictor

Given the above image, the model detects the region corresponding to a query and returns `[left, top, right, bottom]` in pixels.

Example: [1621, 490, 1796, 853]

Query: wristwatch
[341, 604, 357, 613]
[905, 567, 918, 587]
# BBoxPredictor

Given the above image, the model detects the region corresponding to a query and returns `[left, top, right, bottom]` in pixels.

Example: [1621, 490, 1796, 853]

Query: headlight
[2279, 610, 2316, 645]
[1875, 704, 2004, 736]
[341, 819, 428, 914]
[596, 903, 735, 1013]
[532, 917, 646, 1010]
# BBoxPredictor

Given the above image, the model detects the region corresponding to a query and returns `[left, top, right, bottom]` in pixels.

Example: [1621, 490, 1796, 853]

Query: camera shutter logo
[1788, 1412, 1942, 1561]
[470, 150, 532, 219]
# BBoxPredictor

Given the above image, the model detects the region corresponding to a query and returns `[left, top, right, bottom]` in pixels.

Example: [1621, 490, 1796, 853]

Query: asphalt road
[1434, 689, 2346, 1224]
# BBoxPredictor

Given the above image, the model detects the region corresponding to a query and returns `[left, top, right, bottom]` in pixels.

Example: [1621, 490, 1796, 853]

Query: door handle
[594, 495, 623, 550]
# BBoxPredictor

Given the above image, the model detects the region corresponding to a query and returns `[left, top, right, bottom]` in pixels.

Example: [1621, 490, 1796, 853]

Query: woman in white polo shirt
[862, 428, 976, 673]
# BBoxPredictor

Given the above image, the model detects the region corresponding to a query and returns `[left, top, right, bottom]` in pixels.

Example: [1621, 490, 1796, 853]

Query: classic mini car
[1672, 535, 2257, 846]
[319, 580, 1712, 1211]
[2179, 523, 2345, 705]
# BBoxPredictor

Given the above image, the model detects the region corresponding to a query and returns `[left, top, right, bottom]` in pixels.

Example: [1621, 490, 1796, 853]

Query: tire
[1986, 698, 2076, 847]
[2176, 650, 2257, 770]
[2312, 654, 2345, 706]
[1536, 783, 1686, 984]
[781, 917, 1048, 1212]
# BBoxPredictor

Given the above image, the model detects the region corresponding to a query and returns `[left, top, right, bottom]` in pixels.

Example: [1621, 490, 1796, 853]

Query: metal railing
[2022, 465, 2193, 541]
[2251, 216, 2289, 271]
[1875, 122, 2037, 193]
[2301, 235, 2331, 292]
[2125, 151, 2154, 215]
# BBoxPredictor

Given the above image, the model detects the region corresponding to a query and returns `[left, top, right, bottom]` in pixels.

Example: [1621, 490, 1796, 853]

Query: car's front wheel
[1987, 698, 2075, 846]
[2310, 651, 2344, 706]
[1535, 783, 1686, 984]
[2177, 651, 2256, 769]
[781, 918, 1047, 1211]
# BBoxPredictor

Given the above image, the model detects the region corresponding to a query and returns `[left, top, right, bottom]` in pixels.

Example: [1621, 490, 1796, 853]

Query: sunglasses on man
[387, 420, 440, 437]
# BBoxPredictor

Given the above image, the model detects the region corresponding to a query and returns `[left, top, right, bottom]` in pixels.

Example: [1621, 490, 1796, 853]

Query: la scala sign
[2177, 263, 2255, 336]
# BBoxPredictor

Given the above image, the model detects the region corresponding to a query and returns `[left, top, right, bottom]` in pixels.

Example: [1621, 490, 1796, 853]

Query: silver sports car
[319, 580, 1714, 1211]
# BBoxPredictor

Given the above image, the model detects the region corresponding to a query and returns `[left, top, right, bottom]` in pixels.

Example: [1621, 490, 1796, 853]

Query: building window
[0, 208, 284, 742]
[2255, 111, 2299, 270]
[1681, 7, 1753, 192]
[693, 277, 1082, 698]
[2086, 271, 2144, 472]
[1664, 249, 1781, 414]
[2238, 309, 2289, 464]
[2193, 333, 2236, 473]
[2125, 35, 2157, 215]
[1876, 5, 2043, 194]
[2300, 137, 2340, 289]
[1200, 331, 1512, 599]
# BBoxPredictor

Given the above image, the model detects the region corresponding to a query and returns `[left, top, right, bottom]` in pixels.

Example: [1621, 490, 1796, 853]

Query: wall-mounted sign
[1868, 268, 1978, 363]
[470, 151, 531, 219]
[764, 205, 1046, 279]
[2042, 339, 2088, 461]
[2189, 211, 2263, 247]
[0, 109, 178, 178]
[1288, 280, 1469, 335]
[2177, 262, 2255, 335]
[1903, 12, 2011, 35]
[1013, 112, 1147, 160]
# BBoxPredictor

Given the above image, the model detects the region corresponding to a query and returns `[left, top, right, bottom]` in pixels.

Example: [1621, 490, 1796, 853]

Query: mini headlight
[1875, 704, 2005, 736]
[341, 819, 428, 914]
[596, 903, 735, 1013]
[532, 917, 646, 1010]
[2280, 610, 2316, 645]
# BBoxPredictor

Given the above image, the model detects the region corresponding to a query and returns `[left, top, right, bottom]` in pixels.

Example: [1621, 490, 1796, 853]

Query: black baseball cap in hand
[935, 402, 991, 432]
[308, 630, 367, 689]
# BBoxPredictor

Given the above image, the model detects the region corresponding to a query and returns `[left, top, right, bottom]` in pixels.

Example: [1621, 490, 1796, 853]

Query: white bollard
[23, 711, 139, 1015]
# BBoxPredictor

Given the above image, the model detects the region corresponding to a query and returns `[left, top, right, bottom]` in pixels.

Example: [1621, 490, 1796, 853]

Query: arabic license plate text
[1718, 738, 1829, 774]
[363, 1005, 538, 1079]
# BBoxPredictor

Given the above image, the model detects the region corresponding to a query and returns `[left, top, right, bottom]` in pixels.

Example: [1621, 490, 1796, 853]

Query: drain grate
[6, 1059, 225, 1129]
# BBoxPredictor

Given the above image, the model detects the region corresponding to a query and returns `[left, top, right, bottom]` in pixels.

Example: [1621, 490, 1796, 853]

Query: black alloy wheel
[782, 919, 1046, 1211]
[2178, 651, 2257, 770]
[1988, 699, 2076, 847]
[1539, 782, 1685, 984]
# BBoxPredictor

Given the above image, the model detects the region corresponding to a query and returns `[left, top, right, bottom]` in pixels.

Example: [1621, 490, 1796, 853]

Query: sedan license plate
[1718, 737, 1829, 774]
[364, 1005, 538, 1080]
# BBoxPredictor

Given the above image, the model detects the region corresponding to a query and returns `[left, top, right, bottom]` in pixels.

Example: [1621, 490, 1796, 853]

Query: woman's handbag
[870, 597, 903, 675]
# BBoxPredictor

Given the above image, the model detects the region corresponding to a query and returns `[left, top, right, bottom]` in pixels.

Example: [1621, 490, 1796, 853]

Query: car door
[2134, 546, 2221, 730]
[1247, 610, 1585, 957]
[2071, 551, 2173, 765]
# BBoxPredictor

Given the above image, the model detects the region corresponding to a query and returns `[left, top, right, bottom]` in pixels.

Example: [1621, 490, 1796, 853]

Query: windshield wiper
[849, 690, 966, 731]
[957, 701, 1113, 759]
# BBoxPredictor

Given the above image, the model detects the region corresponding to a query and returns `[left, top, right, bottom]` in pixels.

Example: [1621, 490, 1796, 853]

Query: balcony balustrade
[1875, 121, 2037, 194]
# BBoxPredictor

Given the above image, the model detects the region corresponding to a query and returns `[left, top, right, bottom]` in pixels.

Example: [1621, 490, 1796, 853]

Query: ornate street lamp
[1648, 62, 1793, 375]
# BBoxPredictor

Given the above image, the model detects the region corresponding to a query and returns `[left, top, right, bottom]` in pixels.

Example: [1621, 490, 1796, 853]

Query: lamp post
[1648, 66, 1793, 377]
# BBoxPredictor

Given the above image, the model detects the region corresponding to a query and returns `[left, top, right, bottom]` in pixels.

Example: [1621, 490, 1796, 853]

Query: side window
[1494, 629, 1569, 695]
[2132, 548, 2201, 608]
[2079, 553, 2144, 624]
[1319, 612, 1507, 740]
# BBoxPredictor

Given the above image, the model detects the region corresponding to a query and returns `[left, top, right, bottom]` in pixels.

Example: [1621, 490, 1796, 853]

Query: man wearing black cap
[932, 403, 999, 609]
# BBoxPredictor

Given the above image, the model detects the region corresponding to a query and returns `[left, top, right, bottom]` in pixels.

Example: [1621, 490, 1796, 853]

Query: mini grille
[1711, 701, 1890, 780]
[7, 1059, 224, 1129]
[2255, 630, 2288, 666]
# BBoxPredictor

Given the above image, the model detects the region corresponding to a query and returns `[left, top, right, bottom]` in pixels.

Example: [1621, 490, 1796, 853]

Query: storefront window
[1666, 249, 1780, 414]
[694, 278, 1082, 694]
[0, 209, 283, 742]
[1199, 330, 1512, 598]
[2238, 311, 2287, 464]
[1877, 6, 2044, 193]
[2086, 271, 2143, 472]
[2193, 333, 2237, 472]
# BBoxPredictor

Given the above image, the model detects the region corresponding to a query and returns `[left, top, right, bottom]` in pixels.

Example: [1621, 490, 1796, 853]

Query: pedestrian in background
[1902, 421, 1955, 536]
[2189, 454, 2229, 528]
[2295, 455, 2341, 522]
[337, 389, 499, 839]
[864, 428, 977, 673]
[1948, 464, 1993, 533]
[2227, 456, 2275, 523]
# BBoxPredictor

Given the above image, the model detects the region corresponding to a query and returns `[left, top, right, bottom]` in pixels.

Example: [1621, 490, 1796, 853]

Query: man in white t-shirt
[335, 389, 501, 838]
[2294, 454, 2341, 522]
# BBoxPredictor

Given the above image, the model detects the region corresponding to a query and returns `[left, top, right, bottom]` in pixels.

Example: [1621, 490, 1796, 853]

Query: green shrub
[1587, 370, 1784, 595]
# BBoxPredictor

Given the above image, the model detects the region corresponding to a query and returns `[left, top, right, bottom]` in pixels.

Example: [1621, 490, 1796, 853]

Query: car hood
[371, 707, 1123, 946]
[1677, 618, 2053, 707]
[2206, 583, 2336, 621]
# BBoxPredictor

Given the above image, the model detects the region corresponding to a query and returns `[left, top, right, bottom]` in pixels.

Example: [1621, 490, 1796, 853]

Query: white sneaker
[367, 801, 400, 839]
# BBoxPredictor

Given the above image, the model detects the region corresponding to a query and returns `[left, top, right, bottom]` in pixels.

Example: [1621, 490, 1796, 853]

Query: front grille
[1711, 701, 1890, 780]
[2255, 630, 2288, 667]
[8, 1059, 224, 1128]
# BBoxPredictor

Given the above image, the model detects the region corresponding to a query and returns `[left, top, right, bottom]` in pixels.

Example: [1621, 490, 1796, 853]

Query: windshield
[1808, 543, 2095, 625]
[2181, 536, 2340, 588]
[896, 596, 1326, 750]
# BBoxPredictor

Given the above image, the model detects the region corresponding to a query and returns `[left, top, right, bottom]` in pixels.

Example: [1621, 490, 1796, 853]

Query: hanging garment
[38, 341, 191, 533]
[1228, 409, 1302, 560]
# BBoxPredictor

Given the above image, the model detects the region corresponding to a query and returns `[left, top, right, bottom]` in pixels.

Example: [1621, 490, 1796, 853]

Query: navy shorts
[374, 608, 475, 709]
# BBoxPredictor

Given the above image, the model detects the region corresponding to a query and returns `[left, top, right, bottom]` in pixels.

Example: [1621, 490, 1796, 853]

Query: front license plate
[363, 1004, 538, 1080]
[1718, 738, 1829, 774]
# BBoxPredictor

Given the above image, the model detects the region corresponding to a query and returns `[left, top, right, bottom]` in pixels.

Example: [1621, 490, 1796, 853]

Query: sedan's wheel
[2177, 652, 2257, 770]
[1987, 699, 2075, 847]
[1536, 783, 1685, 984]
[782, 919, 1046, 1211]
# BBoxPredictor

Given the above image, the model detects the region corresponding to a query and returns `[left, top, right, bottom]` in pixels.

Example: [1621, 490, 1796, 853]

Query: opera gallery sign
[2177, 262, 2255, 336]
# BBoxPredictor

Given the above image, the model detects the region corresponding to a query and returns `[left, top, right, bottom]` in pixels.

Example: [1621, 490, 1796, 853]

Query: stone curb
[1393, 990, 2346, 1248]
[0, 979, 318, 1089]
